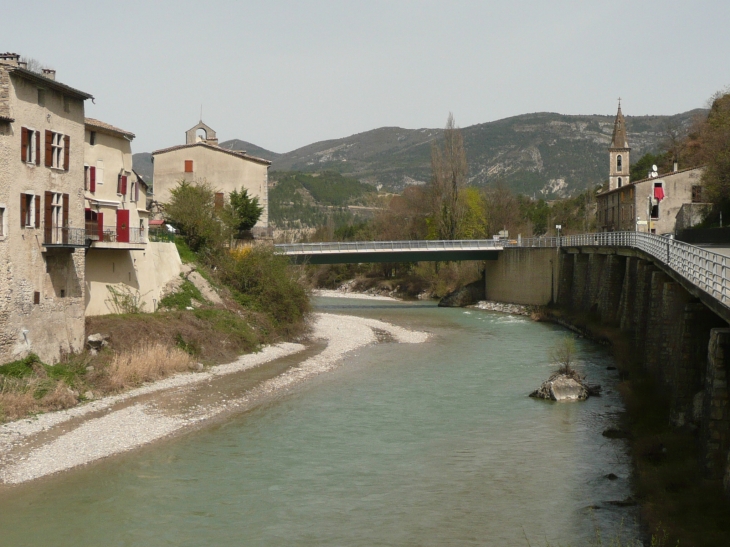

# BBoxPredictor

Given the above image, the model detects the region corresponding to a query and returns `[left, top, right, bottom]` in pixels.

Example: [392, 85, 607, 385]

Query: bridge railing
[275, 239, 504, 254]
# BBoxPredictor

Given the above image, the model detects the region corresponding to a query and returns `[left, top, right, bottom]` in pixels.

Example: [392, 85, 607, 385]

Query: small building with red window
[0, 53, 92, 363]
[151, 120, 271, 235]
[596, 103, 708, 234]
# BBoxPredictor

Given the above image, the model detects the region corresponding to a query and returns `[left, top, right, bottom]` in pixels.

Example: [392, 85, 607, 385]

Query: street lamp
[555, 224, 562, 246]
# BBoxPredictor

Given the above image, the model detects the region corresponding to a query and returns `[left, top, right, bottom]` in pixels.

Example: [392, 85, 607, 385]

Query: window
[21, 127, 40, 165]
[651, 203, 659, 220]
[692, 185, 704, 203]
[617, 155, 623, 172]
[37, 88, 45, 107]
[44, 191, 69, 244]
[20, 193, 40, 228]
[618, 177, 622, 188]
[96, 160, 104, 185]
[89, 131, 96, 146]
[45, 131, 69, 170]
[131, 181, 137, 202]
[117, 174, 128, 196]
[0, 205, 5, 237]
[184, 160, 194, 173]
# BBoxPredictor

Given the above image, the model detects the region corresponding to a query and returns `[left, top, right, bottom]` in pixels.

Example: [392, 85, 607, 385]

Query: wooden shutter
[44, 191, 53, 242]
[89, 166, 96, 192]
[35, 131, 40, 166]
[63, 135, 70, 170]
[21, 127, 28, 162]
[184, 160, 193, 173]
[62, 194, 69, 244]
[215, 192, 224, 210]
[20, 194, 27, 227]
[45, 130, 53, 167]
[121, 175, 128, 195]
[35, 196, 40, 228]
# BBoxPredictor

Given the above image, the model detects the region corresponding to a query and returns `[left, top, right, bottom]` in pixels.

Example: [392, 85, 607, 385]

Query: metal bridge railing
[276, 232, 730, 310]
[275, 239, 504, 254]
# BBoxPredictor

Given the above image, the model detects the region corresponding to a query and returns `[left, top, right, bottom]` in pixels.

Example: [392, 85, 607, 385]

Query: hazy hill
[134, 109, 704, 197]
[271, 109, 704, 196]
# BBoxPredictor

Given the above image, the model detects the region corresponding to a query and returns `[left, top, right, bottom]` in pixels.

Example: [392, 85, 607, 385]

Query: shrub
[105, 343, 194, 391]
[549, 336, 578, 376]
[159, 278, 204, 310]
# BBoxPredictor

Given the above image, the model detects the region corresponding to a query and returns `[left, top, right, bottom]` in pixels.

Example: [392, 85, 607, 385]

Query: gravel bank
[313, 289, 401, 301]
[0, 313, 427, 485]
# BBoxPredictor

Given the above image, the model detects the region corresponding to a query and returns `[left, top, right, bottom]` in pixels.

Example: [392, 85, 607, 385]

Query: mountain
[271, 109, 705, 196]
[134, 109, 705, 197]
[218, 139, 281, 162]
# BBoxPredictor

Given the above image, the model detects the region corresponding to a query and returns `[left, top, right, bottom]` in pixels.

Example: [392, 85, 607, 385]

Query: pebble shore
[0, 312, 427, 485]
[472, 300, 533, 316]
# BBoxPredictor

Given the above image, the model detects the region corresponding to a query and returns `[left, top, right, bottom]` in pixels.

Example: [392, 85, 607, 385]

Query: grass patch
[175, 238, 197, 264]
[159, 278, 204, 310]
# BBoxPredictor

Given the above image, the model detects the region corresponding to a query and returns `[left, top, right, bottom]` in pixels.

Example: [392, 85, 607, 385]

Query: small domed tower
[609, 101, 630, 190]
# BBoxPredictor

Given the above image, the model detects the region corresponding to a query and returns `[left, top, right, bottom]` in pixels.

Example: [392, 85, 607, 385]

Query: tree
[163, 179, 230, 254]
[430, 113, 468, 240]
[227, 188, 263, 234]
[549, 336, 577, 376]
[699, 91, 730, 207]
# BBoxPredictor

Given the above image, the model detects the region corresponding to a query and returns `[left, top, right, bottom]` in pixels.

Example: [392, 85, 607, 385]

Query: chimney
[42, 68, 56, 81]
[0, 52, 20, 66]
[18, 61, 27, 69]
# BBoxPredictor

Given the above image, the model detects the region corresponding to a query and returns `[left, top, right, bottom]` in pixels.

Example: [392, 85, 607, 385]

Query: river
[0, 297, 638, 546]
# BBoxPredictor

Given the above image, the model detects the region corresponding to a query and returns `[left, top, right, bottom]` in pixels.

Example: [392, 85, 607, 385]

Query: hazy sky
[7, 0, 729, 154]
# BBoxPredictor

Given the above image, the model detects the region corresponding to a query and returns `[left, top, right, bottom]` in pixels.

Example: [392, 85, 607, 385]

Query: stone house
[596, 103, 707, 234]
[83, 118, 181, 316]
[151, 121, 271, 234]
[0, 53, 92, 363]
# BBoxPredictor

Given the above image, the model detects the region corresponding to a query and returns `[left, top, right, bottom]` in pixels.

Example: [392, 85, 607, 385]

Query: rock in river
[530, 372, 590, 401]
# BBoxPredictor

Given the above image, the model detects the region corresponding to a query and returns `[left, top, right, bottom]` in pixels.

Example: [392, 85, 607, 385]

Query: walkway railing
[275, 239, 504, 255]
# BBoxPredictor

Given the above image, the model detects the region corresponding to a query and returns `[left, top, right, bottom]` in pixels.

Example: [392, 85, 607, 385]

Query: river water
[0, 298, 638, 546]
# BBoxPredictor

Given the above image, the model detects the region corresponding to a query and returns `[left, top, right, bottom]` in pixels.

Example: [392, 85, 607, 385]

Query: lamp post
[555, 224, 562, 247]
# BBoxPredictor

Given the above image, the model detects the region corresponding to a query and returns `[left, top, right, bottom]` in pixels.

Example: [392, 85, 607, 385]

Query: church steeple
[608, 100, 630, 190]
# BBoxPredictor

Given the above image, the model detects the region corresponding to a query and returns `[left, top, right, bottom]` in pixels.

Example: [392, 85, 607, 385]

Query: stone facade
[0, 54, 93, 364]
[152, 121, 271, 231]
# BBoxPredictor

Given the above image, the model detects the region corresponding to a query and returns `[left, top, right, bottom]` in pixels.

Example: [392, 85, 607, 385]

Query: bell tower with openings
[609, 100, 630, 190]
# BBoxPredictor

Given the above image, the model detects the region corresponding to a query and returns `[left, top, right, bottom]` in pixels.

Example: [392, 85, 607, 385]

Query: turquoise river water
[0, 297, 639, 546]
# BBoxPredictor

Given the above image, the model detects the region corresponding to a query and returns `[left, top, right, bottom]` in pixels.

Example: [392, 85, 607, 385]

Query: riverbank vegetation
[0, 181, 310, 424]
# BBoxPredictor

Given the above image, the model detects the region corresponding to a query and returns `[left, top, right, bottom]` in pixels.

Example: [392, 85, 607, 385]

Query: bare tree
[430, 113, 468, 240]
[19, 56, 47, 74]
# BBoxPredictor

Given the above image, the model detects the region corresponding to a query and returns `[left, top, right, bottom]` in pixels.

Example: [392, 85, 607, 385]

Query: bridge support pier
[597, 255, 625, 326]
[703, 329, 730, 483]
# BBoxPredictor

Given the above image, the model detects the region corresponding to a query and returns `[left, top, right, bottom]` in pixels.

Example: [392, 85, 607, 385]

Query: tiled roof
[5, 65, 93, 100]
[0, 115, 14, 123]
[151, 142, 271, 165]
[85, 117, 135, 139]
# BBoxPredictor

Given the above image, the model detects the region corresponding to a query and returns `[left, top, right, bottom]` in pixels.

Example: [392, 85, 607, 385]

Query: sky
[6, 0, 730, 154]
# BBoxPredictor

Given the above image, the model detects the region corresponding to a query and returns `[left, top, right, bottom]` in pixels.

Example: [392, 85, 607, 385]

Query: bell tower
[609, 100, 630, 190]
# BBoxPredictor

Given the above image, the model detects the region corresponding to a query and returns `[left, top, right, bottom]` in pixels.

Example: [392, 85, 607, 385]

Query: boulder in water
[530, 372, 591, 401]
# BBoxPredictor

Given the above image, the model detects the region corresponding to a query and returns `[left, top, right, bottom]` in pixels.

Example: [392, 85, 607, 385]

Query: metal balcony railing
[43, 227, 87, 247]
[86, 225, 147, 244]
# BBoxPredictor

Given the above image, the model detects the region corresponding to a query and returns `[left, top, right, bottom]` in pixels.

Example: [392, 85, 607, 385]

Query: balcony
[86, 224, 147, 250]
[43, 227, 88, 248]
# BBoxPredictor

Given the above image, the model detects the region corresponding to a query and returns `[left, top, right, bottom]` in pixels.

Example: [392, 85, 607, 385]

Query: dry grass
[105, 343, 194, 391]
[0, 377, 78, 422]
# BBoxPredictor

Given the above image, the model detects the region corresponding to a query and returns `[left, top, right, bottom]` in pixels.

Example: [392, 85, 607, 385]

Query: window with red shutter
[21, 127, 28, 162]
[35, 131, 40, 166]
[89, 166, 96, 192]
[45, 131, 53, 167]
[63, 135, 70, 170]
[121, 175, 128, 195]
[184, 160, 193, 173]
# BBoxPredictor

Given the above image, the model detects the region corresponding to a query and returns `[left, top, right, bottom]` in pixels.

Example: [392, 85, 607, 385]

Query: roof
[132, 170, 149, 189]
[610, 104, 629, 149]
[151, 141, 271, 166]
[0, 115, 14, 123]
[598, 166, 704, 197]
[4, 64, 93, 101]
[149, 219, 165, 226]
[85, 117, 135, 139]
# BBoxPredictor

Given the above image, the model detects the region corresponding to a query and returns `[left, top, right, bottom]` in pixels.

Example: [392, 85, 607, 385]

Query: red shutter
[89, 166, 96, 192]
[21, 127, 28, 162]
[20, 194, 27, 227]
[35, 195, 40, 228]
[215, 192, 224, 210]
[44, 192, 53, 240]
[62, 194, 69, 244]
[63, 135, 70, 171]
[35, 131, 40, 166]
[184, 160, 193, 173]
[45, 130, 53, 167]
[121, 175, 128, 195]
